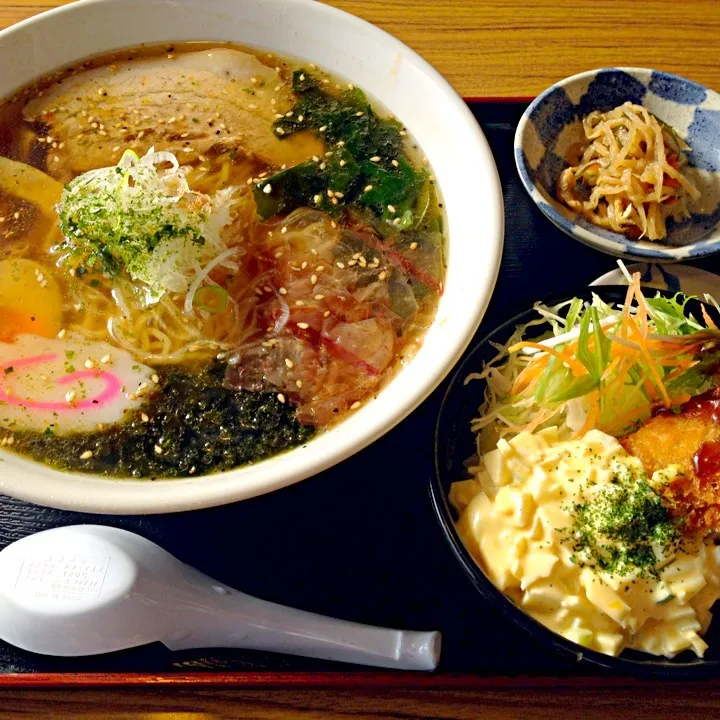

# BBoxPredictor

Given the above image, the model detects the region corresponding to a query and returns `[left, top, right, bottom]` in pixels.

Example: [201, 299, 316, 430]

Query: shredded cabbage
[470, 268, 720, 453]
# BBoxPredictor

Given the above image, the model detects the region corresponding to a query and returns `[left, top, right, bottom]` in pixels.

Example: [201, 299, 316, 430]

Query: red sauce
[654, 387, 720, 424]
[694, 440, 720, 482]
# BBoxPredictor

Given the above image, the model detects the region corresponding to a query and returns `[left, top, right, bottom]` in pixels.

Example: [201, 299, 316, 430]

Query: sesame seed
[65, 390, 76, 404]
[296, 380, 303, 388]
[319, 125, 327, 132]
[274, 251, 283, 258]
[295, 300, 305, 306]
[327, 189, 334, 198]
[79, 450, 94, 460]
[350, 401, 361, 410]
[313, 194, 322, 204]
[331, 221, 337, 228]
[84, 359, 95, 369]
[279, 287, 288, 295]
[348, 259, 357, 266]
[301, 261, 307, 269]
[364, 185, 374, 193]
[281, 226, 288, 234]
[331, 198, 338, 205]
[13, 212, 19, 220]
[410, 241, 419, 250]
[276, 127, 285, 135]
[319, 162, 326, 170]
[335, 191, 344, 199]
[141, 413, 150, 422]
[355, 111, 364, 117]
[263, 184, 273, 194]
[100, 354, 111, 364]
[337, 261, 345, 269]
[314, 294, 325, 300]
[312, 155, 320, 162]
[392, 159, 400, 167]
[379, 271, 387, 280]
[392, 218, 401, 225]
[285, 358, 294, 369]
[323, 310, 331, 317]
[347, 83, 354, 90]
[387, 204, 396, 213]
[310, 274, 318, 285]
[277, 393, 286, 403]
[297, 115, 304, 122]
[151, 374, 159, 384]
[296, 322, 309, 330]
[154, 444, 163, 455]
[370, 156, 380, 162]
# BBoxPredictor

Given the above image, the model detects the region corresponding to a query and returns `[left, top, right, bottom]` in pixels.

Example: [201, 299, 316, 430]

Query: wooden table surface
[1, 0, 720, 717]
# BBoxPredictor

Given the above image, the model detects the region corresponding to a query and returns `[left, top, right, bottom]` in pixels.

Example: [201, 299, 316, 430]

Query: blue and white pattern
[514, 68, 720, 262]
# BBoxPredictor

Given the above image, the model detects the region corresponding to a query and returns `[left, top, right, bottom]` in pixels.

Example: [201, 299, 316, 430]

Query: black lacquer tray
[3, 102, 720, 682]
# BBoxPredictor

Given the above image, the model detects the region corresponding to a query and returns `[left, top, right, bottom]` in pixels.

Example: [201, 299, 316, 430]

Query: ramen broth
[0, 42, 445, 478]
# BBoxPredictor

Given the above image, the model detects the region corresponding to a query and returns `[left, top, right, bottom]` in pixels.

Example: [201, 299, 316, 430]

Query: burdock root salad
[451, 268, 720, 658]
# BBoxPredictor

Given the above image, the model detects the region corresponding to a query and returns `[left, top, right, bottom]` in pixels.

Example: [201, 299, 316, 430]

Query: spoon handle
[163, 574, 440, 670]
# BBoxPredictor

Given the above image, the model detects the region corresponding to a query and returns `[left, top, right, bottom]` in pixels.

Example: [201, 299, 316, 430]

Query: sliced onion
[273, 290, 290, 335]
[141, 148, 180, 170]
[184, 247, 239, 315]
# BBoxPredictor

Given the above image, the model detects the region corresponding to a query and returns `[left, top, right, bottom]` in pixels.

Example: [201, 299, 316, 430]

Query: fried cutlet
[620, 388, 720, 534]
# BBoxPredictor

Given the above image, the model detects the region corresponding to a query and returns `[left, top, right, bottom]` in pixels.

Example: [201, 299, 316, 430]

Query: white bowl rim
[514, 66, 720, 262]
[0, 0, 504, 514]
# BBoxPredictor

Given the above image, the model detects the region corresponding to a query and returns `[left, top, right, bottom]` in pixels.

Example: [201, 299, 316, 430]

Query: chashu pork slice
[23, 48, 324, 181]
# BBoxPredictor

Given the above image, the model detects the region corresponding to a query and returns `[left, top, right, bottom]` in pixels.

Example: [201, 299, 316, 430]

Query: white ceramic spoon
[0, 525, 440, 670]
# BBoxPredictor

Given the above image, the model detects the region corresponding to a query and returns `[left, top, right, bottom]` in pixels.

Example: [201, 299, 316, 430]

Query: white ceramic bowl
[0, 0, 503, 514]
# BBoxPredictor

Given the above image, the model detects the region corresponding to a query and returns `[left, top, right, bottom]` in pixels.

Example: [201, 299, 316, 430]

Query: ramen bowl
[430, 287, 720, 677]
[0, 0, 503, 514]
[514, 68, 720, 262]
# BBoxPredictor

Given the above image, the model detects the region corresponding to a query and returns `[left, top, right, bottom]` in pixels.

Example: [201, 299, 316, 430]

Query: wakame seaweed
[254, 71, 426, 227]
[11, 363, 314, 478]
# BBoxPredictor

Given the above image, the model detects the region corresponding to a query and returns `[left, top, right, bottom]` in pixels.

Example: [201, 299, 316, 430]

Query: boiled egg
[0, 258, 63, 341]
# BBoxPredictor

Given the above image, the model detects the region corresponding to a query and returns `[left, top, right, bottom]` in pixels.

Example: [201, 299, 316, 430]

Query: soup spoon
[0, 525, 440, 670]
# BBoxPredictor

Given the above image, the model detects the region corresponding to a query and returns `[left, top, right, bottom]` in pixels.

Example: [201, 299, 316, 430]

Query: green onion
[193, 285, 228, 314]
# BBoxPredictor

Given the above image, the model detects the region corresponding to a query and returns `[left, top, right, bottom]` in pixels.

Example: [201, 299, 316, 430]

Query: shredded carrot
[511, 355, 549, 394]
[507, 342, 586, 375]
[702, 305, 718, 330]
[625, 315, 671, 407]
[573, 399, 600, 439]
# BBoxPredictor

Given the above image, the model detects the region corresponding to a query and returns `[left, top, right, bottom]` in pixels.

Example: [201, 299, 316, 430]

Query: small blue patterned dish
[515, 68, 720, 262]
